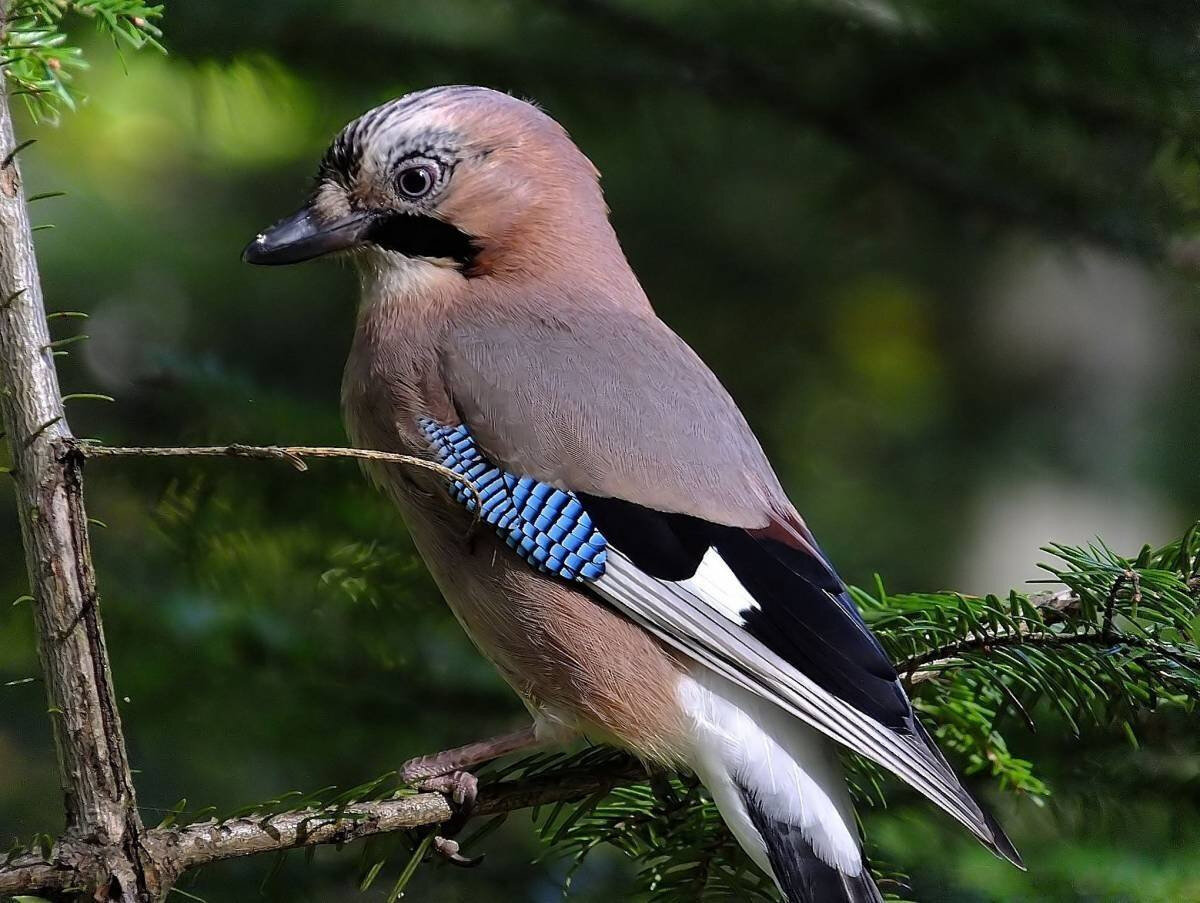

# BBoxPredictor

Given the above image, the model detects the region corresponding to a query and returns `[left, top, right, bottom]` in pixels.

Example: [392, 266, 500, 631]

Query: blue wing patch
[419, 419, 608, 582]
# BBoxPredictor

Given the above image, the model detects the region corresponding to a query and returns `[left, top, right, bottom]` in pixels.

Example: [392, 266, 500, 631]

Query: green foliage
[17, 527, 1180, 902]
[858, 529, 1200, 798]
[1, 0, 163, 119]
[533, 751, 779, 902]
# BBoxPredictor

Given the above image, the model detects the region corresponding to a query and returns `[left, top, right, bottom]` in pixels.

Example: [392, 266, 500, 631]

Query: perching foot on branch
[420, 769, 478, 810]
[422, 771, 483, 865]
[401, 726, 545, 865]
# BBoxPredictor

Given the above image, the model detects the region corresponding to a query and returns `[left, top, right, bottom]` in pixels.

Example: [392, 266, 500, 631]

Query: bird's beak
[242, 205, 373, 266]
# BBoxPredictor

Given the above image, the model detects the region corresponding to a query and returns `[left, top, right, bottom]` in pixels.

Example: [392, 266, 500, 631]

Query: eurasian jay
[244, 85, 1021, 902]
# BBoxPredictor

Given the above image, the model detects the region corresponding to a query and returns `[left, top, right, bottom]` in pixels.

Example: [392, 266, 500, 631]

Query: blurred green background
[2, 1, 1199, 900]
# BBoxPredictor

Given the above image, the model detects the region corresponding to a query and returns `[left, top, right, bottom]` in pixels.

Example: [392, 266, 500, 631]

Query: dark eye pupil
[399, 166, 434, 198]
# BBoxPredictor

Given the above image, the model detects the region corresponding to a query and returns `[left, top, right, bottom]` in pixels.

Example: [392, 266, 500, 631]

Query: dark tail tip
[737, 782, 883, 903]
[910, 716, 1024, 870]
[983, 807, 1025, 870]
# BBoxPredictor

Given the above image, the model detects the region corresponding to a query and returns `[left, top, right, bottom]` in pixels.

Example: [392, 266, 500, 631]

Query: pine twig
[901, 588, 1078, 683]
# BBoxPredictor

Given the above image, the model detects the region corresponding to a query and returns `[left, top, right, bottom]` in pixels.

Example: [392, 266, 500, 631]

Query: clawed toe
[411, 768, 479, 857]
[432, 835, 485, 868]
[411, 771, 483, 868]
[419, 770, 478, 811]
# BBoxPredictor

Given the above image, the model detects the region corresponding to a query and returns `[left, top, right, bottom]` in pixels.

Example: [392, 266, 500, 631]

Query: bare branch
[81, 441, 449, 473]
[0, 756, 650, 896]
[0, 852, 80, 898]
[155, 795, 454, 876]
[75, 442, 485, 513]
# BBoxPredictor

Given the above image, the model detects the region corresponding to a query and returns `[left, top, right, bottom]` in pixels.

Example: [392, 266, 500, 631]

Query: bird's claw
[418, 769, 478, 812]
[432, 835, 485, 868]
[412, 771, 483, 868]
[410, 768, 481, 868]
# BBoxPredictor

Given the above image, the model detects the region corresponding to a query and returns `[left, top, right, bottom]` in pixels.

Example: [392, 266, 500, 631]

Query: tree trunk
[0, 4, 157, 898]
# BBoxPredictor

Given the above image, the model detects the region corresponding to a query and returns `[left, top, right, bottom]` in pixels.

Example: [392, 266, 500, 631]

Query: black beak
[242, 206, 373, 266]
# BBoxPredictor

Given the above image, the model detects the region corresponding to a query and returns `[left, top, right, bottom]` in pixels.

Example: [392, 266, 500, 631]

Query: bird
[244, 85, 1022, 902]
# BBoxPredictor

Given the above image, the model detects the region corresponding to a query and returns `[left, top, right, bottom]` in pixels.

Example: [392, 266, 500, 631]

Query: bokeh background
[2, 2, 1199, 900]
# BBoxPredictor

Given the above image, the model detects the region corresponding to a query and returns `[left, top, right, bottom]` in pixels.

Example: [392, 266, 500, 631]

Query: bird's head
[243, 85, 612, 283]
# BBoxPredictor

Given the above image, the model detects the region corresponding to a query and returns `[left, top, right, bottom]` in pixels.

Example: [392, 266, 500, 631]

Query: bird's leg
[400, 725, 542, 784]
[402, 725, 545, 865]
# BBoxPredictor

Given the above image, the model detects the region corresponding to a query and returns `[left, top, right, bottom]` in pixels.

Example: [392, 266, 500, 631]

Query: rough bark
[0, 5, 152, 897]
[0, 757, 650, 897]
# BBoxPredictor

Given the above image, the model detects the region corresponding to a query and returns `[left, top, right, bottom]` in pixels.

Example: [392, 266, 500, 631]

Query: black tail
[738, 783, 883, 903]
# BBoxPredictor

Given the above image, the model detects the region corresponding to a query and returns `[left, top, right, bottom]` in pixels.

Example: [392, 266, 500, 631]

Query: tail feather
[910, 718, 1024, 869]
[679, 672, 885, 903]
[739, 783, 884, 903]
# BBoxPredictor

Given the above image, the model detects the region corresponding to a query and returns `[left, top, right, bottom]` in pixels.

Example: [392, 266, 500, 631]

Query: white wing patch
[679, 547, 760, 625]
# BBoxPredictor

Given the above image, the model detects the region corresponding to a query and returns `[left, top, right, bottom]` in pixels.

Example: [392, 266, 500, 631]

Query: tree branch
[6, 446, 1191, 896]
[0, 756, 650, 896]
[901, 585, 1200, 684]
[0, 3, 152, 899]
[75, 442, 485, 510]
[902, 588, 1079, 684]
[81, 441, 451, 473]
[904, 624, 1098, 680]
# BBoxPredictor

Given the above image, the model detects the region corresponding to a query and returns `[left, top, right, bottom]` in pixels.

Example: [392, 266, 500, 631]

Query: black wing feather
[714, 528, 911, 730]
[581, 493, 910, 730]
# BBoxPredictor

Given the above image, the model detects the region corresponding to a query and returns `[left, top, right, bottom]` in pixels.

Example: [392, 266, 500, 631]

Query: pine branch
[0, 0, 164, 119]
[901, 588, 1081, 683]
[11, 433, 1199, 900]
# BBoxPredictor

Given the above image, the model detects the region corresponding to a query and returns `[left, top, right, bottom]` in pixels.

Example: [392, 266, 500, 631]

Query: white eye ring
[397, 163, 438, 199]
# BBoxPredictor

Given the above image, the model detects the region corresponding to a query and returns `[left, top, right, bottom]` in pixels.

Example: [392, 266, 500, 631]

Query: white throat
[355, 246, 464, 310]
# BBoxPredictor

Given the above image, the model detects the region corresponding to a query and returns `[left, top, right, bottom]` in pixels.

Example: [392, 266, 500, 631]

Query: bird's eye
[397, 163, 438, 199]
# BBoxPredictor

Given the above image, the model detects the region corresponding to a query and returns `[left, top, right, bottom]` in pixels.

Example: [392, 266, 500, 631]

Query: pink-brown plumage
[248, 84, 1019, 903]
[343, 289, 691, 766]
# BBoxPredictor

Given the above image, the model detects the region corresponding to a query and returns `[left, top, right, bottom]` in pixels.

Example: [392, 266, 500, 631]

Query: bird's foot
[418, 769, 478, 813]
[412, 770, 484, 867]
[399, 728, 545, 867]
[401, 751, 463, 786]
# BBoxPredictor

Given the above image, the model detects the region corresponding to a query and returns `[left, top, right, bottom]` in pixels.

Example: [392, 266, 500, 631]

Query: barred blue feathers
[419, 419, 608, 581]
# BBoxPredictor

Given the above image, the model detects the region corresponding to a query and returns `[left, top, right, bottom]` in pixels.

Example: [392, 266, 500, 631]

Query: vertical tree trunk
[0, 6, 156, 898]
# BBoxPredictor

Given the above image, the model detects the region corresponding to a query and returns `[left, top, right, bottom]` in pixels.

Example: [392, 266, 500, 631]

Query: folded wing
[434, 307, 1020, 865]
